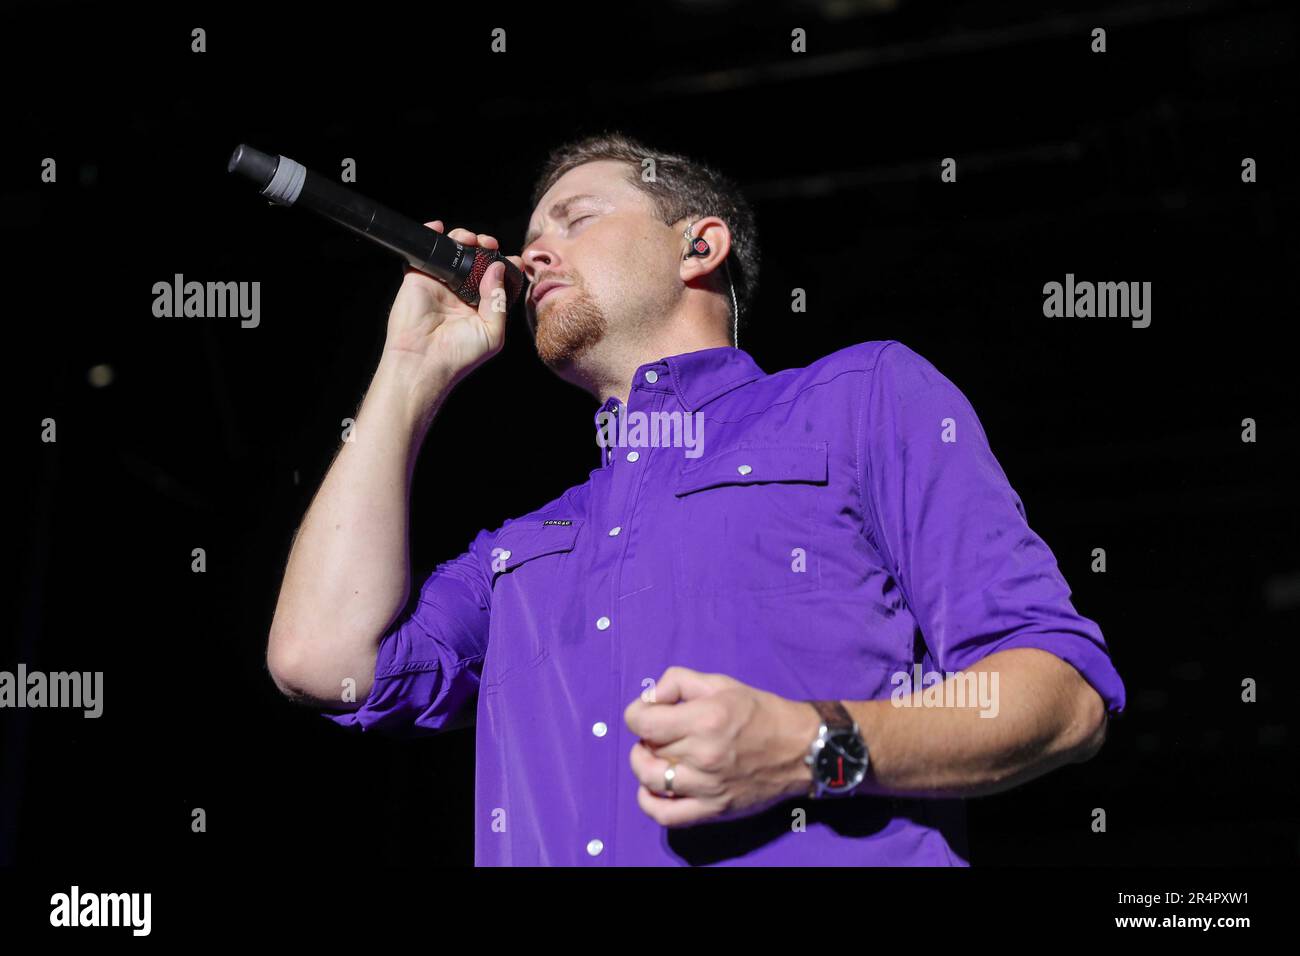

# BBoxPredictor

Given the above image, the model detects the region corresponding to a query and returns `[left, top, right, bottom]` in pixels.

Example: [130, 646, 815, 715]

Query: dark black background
[3, 0, 1297, 871]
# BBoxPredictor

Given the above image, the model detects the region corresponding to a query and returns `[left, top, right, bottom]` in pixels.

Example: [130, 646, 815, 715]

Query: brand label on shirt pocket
[484, 519, 583, 689]
[672, 441, 827, 595]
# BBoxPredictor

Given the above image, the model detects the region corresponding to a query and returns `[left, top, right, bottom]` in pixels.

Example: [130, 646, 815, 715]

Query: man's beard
[532, 279, 608, 370]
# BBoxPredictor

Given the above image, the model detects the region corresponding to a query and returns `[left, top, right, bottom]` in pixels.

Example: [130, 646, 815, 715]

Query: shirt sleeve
[319, 526, 496, 736]
[859, 341, 1126, 717]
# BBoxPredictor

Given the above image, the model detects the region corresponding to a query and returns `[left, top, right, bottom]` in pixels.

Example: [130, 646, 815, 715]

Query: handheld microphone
[226, 144, 526, 309]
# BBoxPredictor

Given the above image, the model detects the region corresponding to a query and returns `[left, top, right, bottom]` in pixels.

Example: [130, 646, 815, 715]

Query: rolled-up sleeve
[860, 341, 1126, 717]
[320, 527, 495, 736]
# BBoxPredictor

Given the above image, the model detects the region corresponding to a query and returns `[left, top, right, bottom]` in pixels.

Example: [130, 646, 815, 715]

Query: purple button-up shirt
[322, 340, 1125, 866]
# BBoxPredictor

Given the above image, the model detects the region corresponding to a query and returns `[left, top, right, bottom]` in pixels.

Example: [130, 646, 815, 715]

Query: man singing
[266, 131, 1125, 866]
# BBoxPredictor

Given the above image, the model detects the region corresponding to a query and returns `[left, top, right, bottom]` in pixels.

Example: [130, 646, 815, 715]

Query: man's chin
[533, 304, 607, 370]
[536, 336, 596, 373]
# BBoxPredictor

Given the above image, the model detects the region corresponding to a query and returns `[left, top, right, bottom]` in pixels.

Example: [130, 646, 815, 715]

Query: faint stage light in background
[87, 363, 114, 388]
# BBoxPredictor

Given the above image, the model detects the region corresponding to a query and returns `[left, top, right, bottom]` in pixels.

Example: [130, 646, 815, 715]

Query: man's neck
[588, 327, 732, 405]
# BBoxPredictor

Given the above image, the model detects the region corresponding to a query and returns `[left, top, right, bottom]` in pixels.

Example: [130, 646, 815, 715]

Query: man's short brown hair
[529, 131, 760, 333]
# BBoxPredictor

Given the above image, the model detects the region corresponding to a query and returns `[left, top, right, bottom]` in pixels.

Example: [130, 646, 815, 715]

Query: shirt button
[587, 839, 604, 857]
[592, 721, 608, 737]
[737, 464, 752, 476]
[644, 369, 659, 383]
[608, 526, 621, 536]
[627, 451, 640, 462]
[596, 616, 611, 630]
[499, 549, 512, 560]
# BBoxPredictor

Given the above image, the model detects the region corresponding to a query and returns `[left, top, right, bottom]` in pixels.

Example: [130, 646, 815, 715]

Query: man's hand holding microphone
[382, 220, 525, 426]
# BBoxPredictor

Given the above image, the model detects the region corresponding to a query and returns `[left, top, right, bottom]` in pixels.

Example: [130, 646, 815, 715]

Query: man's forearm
[267, 355, 452, 703]
[783, 648, 1107, 800]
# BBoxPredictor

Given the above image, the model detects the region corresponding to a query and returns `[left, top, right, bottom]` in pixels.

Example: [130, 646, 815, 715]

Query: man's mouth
[536, 285, 569, 308]
[530, 279, 571, 308]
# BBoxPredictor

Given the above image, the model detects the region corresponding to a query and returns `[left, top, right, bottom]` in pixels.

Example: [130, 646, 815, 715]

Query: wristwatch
[804, 700, 870, 798]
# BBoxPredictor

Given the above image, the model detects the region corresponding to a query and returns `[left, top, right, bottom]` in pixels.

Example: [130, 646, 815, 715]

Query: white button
[587, 839, 604, 856]
[644, 370, 659, 383]
[596, 616, 611, 630]
[499, 549, 512, 560]
[627, 451, 640, 462]
[592, 721, 608, 737]
[608, 526, 621, 536]
[737, 464, 752, 476]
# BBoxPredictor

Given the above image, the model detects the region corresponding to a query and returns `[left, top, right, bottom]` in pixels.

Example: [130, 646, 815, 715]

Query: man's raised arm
[265, 223, 520, 708]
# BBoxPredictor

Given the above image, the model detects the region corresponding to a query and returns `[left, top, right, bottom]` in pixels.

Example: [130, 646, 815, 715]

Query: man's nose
[523, 244, 556, 278]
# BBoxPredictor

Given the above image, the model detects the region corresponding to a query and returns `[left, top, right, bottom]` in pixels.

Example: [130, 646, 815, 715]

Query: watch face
[815, 731, 868, 790]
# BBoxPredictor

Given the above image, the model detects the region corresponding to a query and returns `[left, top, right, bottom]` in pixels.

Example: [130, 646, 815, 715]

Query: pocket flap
[490, 519, 582, 573]
[674, 441, 828, 496]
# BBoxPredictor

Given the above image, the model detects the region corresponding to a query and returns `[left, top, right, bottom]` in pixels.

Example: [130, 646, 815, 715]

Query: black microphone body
[227, 144, 526, 309]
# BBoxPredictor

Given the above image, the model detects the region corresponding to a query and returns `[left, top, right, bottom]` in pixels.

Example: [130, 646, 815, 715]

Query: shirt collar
[590, 347, 765, 469]
[591, 347, 765, 426]
[662, 346, 766, 411]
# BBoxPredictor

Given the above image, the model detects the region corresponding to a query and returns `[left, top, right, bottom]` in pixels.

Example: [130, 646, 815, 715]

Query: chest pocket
[672, 441, 827, 595]
[484, 519, 582, 690]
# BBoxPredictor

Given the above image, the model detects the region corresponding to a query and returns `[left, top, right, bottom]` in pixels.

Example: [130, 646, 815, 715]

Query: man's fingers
[636, 784, 714, 829]
[652, 666, 721, 707]
[475, 260, 511, 341]
[415, 223, 517, 324]
[625, 695, 708, 746]
[629, 740, 692, 798]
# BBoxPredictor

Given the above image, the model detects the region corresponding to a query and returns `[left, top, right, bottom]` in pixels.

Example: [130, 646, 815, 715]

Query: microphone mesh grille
[457, 248, 525, 309]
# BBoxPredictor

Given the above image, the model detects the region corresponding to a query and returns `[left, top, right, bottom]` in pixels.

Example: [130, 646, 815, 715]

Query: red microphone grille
[457, 248, 526, 309]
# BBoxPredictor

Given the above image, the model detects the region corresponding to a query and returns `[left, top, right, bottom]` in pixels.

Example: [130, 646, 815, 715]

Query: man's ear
[679, 216, 731, 280]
